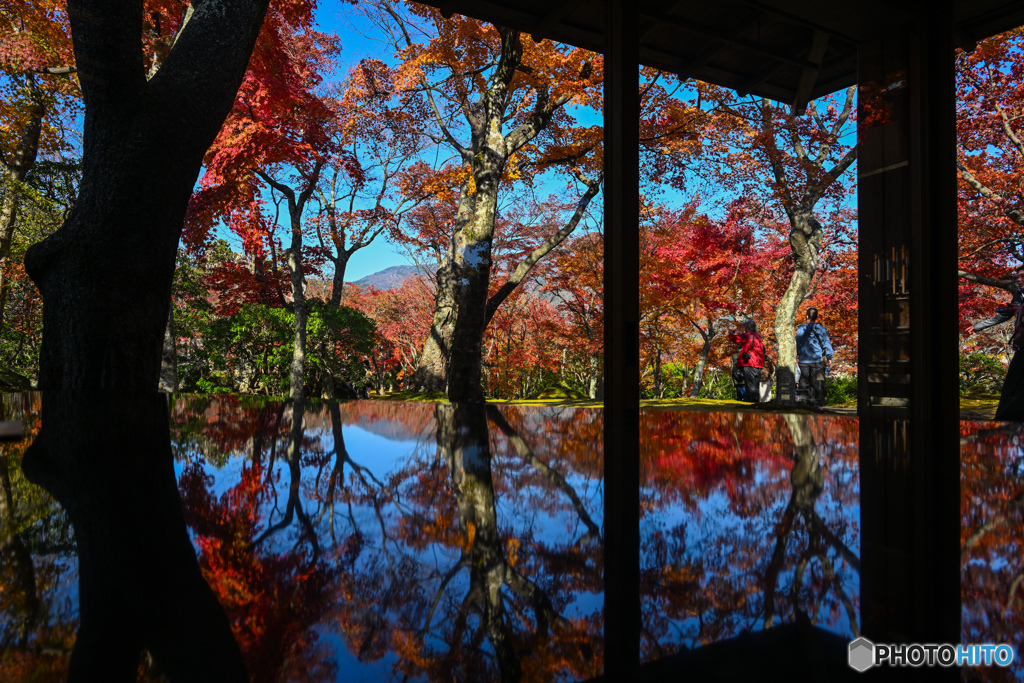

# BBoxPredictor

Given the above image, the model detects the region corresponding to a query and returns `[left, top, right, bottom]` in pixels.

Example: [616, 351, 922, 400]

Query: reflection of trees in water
[960, 423, 1024, 680]
[330, 403, 603, 682]
[173, 397, 603, 682]
[763, 415, 859, 634]
[639, 411, 861, 658]
[178, 397, 338, 683]
[0, 394, 78, 679]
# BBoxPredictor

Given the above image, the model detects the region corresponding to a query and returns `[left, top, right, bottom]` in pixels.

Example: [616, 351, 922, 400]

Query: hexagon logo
[849, 637, 875, 672]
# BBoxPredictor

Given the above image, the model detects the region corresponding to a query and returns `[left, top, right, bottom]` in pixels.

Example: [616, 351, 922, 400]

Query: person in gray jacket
[795, 307, 834, 406]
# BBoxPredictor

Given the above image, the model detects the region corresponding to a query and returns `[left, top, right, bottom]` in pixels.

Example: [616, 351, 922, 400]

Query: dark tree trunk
[21, 393, 248, 681]
[329, 249, 350, 310]
[24, 0, 270, 390]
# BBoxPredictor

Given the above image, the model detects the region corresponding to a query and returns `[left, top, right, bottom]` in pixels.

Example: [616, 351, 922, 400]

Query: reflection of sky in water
[5, 397, 1024, 681]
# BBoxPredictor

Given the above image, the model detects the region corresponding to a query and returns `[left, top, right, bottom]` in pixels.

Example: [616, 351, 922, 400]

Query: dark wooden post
[857, 0, 960, 655]
[603, 0, 640, 676]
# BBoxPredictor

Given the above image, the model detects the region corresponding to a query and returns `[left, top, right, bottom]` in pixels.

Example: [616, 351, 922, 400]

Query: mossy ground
[367, 390, 1000, 419]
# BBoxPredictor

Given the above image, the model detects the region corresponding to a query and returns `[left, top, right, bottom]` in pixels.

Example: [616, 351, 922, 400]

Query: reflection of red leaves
[179, 458, 338, 683]
[960, 422, 1024, 679]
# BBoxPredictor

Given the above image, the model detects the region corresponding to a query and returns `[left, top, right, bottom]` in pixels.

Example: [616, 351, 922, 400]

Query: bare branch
[959, 269, 1016, 292]
[484, 172, 601, 326]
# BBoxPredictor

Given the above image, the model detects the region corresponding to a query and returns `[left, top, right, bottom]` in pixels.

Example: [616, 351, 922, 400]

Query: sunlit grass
[367, 391, 1000, 419]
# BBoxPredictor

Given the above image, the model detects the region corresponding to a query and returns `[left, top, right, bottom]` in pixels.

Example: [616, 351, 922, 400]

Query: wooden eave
[414, 0, 1024, 105]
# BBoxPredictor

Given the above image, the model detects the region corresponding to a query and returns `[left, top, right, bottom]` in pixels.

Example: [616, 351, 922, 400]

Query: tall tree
[313, 58, 429, 310]
[189, 7, 341, 400]
[642, 202, 788, 398]
[0, 0, 77, 332]
[543, 230, 605, 398]
[712, 89, 858, 400]
[955, 29, 1024, 338]
[363, 0, 604, 400]
[23, 0, 271, 390]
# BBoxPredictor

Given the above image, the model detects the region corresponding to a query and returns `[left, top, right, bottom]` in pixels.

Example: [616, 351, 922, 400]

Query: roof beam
[640, 0, 684, 42]
[791, 29, 829, 114]
[663, 14, 759, 78]
[730, 0, 860, 43]
[735, 61, 788, 97]
[439, 0, 459, 18]
[530, 0, 585, 42]
[639, 7, 819, 70]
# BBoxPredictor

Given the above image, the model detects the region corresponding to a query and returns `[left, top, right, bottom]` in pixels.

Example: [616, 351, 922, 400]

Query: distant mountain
[351, 265, 427, 290]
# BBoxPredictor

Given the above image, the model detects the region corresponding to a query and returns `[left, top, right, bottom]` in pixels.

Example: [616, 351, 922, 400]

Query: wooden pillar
[857, 0, 960, 656]
[603, 0, 640, 676]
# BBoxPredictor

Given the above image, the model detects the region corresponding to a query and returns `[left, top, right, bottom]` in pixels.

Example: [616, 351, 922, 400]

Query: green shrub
[959, 352, 1006, 397]
[825, 374, 858, 405]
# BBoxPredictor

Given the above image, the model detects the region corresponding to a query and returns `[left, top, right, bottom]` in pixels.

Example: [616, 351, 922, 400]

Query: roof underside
[415, 0, 1024, 106]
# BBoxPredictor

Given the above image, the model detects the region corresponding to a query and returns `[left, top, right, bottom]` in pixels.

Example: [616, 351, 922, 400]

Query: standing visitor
[759, 355, 776, 403]
[795, 307, 834, 406]
[966, 265, 1024, 420]
[730, 350, 747, 401]
[729, 319, 765, 403]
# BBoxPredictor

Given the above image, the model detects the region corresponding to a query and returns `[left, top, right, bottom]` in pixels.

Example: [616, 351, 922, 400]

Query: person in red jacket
[728, 319, 766, 403]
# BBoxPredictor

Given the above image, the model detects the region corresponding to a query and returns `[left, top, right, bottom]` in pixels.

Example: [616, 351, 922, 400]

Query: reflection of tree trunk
[319, 402, 387, 545]
[0, 453, 40, 646]
[255, 397, 319, 556]
[437, 402, 521, 682]
[763, 414, 860, 635]
[485, 405, 601, 543]
[21, 393, 247, 681]
[784, 414, 823, 512]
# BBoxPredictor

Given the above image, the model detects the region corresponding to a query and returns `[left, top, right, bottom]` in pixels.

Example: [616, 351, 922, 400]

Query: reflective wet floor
[0, 394, 1019, 681]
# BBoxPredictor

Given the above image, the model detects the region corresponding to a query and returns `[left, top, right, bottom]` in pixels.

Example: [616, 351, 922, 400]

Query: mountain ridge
[351, 264, 426, 290]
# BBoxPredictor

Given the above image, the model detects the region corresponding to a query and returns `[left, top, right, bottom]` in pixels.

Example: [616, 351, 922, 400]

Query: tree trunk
[588, 354, 601, 400]
[774, 213, 822, 402]
[690, 322, 715, 398]
[0, 78, 45, 333]
[21, 393, 248, 680]
[24, 0, 270, 390]
[415, 259, 457, 392]
[416, 181, 474, 393]
[0, 181, 23, 335]
[158, 306, 177, 393]
[287, 212, 307, 403]
[329, 249, 350, 310]
[653, 345, 662, 398]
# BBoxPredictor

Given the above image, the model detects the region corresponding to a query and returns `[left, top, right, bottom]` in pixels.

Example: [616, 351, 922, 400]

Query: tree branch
[958, 159, 1024, 227]
[959, 269, 1016, 293]
[484, 172, 601, 326]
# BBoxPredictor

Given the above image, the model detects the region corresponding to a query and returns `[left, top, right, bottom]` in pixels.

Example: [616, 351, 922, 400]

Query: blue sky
[215, 2, 858, 283]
